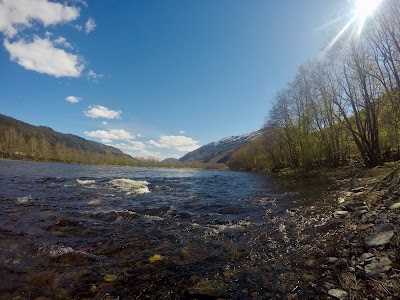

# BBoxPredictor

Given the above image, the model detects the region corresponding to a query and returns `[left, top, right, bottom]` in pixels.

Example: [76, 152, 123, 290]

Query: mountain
[179, 130, 264, 164]
[0, 113, 129, 158]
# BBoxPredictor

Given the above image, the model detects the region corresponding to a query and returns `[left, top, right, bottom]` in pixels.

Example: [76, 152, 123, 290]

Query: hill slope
[179, 130, 263, 164]
[0, 113, 130, 159]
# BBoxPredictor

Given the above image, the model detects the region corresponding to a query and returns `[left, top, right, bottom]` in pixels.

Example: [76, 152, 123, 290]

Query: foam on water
[76, 179, 96, 185]
[142, 214, 164, 221]
[109, 178, 150, 194]
[16, 196, 32, 205]
[205, 220, 251, 236]
[38, 244, 74, 257]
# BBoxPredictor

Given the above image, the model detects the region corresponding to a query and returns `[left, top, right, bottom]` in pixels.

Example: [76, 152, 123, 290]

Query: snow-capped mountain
[179, 129, 264, 164]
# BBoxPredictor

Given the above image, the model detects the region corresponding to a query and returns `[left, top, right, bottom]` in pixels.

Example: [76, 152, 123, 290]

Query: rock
[373, 223, 394, 233]
[328, 288, 349, 299]
[323, 282, 335, 290]
[352, 187, 365, 193]
[357, 223, 374, 231]
[364, 261, 391, 278]
[379, 256, 392, 267]
[365, 231, 394, 248]
[390, 202, 400, 210]
[301, 273, 316, 282]
[188, 278, 226, 297]
[328, 257, 338, 263]
[335, 258, 348, 268]
[357, 206, 369, 211]
[376, 213, 388, 223]
[344, 201, 365, 212]
[354, 210, 368, 218]
[358, 253, 374, 263]
[352, 192, 365, 199]
[333, 211, 350, 218]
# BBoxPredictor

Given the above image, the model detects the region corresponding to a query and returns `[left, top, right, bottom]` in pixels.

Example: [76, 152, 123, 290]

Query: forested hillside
[0, 113, 139, 165]
[229, 0, 400, 171]
[0, 114, 225, 168]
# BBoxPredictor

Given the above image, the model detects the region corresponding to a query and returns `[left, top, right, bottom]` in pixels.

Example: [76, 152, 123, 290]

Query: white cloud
[147, 140, 167, 148]
[65, 95, 80, 103]
[113, 141, 161, 159]
[136, 134, 144, 138]
[101, 121, 108, 125]
[54, 36, 73, 49]
[147, 135, 200, 152]
[84, 129, 134, 140]
[4, 36, 84, 77]
[84, 105, 122, 119]
[101, 138, 112, 143]
[85, 18, 96, 33]
[179, 130, 186, 134]
[87, 69, 104, 83]
[0, 0, 80, 37]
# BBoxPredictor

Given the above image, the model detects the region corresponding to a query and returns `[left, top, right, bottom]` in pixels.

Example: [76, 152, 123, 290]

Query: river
[0, 159, 337, 299]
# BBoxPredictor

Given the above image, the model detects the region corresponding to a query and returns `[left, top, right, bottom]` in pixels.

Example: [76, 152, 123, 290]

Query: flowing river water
[0, 160, 338, 299]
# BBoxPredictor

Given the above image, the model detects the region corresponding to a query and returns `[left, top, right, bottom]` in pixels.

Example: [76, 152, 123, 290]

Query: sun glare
[323, 0, 384, 53]
[355, 0, 382, 19]
[354, 0, 383, 33]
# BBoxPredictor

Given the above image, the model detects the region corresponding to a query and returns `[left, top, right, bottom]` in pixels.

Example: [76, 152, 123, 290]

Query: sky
[0, 0, 355, 160]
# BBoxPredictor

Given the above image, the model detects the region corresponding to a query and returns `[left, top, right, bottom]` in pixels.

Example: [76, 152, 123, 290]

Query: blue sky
[0, 0, 354, 159]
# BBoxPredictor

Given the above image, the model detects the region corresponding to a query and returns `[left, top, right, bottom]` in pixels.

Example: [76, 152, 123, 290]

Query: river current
[0, 160, 336, 299]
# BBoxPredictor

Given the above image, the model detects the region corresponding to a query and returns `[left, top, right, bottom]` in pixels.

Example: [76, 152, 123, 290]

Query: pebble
[351, 187, 365, 193]
[389, 202, 400, 209]
[364, 231, 394, 247]
[328, 257, 338, 263]
[344, 201, 365, 212]
[328, 288, 349, 299]
[358, 253, 374, 263]
[333, 211, 350, 218]
[353, 210, 368, 218]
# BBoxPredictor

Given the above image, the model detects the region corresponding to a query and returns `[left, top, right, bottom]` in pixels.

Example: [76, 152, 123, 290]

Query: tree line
[229, 0, 400, 171]
[0, 125, 226, 169]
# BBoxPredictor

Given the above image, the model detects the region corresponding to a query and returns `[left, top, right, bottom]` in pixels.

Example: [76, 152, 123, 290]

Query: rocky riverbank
[295, 163, 400, 299]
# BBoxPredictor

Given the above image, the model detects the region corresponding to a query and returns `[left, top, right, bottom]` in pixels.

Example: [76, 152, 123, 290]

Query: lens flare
[323, 0, 384, 53]
[354, 0, 383, 34]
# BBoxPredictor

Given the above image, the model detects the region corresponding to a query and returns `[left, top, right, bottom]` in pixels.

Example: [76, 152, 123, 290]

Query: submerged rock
[364, 231, 394, 248]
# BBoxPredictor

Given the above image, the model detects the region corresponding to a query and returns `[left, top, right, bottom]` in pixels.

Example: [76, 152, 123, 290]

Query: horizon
[0, 0, 352, 159]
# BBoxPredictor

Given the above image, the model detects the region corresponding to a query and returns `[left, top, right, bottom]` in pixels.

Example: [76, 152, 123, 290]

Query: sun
[354, 0, 383, 33]
[355, 0, 382, 19]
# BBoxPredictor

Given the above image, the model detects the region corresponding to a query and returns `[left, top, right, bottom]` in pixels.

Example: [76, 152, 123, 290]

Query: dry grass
[368, 278, 400, 299]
